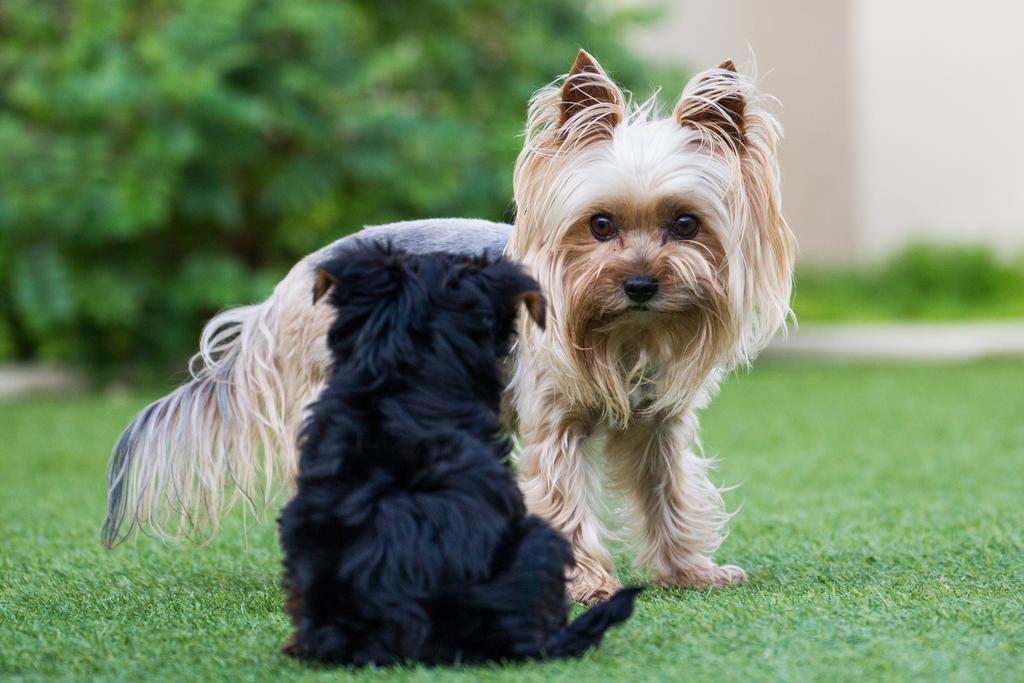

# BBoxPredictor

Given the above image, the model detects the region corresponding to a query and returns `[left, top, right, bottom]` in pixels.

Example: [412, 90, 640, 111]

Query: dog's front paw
[658, 562, 747, 589]
[570, 571, 623, 604]
[280, 633, 300, 657]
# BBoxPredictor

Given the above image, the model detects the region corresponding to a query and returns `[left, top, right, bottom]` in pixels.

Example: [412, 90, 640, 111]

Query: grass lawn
[2, 360, 1022, 681]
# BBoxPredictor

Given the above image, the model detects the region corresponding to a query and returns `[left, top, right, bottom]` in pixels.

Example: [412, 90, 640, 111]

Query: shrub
[794, 244, 1024, 322]
[0, 0, 662, 371]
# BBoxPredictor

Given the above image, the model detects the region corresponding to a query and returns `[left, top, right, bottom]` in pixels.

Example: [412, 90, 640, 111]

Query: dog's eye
[589, 214, 617, 241]
[669, 214, 700, 240]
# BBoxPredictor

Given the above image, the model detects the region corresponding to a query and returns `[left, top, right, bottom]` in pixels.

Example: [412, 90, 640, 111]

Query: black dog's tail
[450, 516, 640, 661]
[535, 587, 642, 659]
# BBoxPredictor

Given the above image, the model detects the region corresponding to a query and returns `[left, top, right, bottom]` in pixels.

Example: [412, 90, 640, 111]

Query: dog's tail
[455, 516, 640, 660]
[537, 587, 641, 659]
[102, 255, 332, 547]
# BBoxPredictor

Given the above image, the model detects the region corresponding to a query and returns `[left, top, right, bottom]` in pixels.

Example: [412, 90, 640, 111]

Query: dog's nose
[623, 275, 658, 303]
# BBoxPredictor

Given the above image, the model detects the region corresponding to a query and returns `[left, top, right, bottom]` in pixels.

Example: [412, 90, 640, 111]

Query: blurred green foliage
[795, 245, 1024, 322]
[0, 0, 664, 370]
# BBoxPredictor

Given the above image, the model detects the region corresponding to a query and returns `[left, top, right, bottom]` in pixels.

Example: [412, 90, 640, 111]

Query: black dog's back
[278, 244, 639, 666]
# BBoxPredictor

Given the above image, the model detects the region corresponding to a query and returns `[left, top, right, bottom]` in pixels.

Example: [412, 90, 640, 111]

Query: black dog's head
[312, 242, 544, 385]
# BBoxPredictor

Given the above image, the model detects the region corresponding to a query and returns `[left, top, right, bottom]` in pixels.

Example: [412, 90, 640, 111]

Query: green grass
[2, 360, 1023, 681]
[794, 245, 1024, 322]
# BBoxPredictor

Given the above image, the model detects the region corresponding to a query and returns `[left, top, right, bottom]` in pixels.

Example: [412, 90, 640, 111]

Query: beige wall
[627, 0, 1024, 263]
[852, 0, 1024, 257]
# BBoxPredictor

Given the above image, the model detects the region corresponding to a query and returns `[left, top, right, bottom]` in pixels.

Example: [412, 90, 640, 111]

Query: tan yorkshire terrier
[103, 51, 794, 603]
[506, 52, 794, 600]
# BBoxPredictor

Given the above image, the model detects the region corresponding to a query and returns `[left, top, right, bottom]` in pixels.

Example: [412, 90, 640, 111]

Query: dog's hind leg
[280, 583, 304, 656]
[605, 410, 746, 589]
[452, 515, 637, 661]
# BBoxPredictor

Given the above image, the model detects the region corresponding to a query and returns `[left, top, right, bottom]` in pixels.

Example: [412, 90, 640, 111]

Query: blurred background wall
[627, 0, 1024, 263]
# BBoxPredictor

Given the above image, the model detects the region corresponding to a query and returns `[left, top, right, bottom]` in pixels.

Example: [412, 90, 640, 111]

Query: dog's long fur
[103, 272, 320, 544]
[506, 52, 794, 599]
[103, 53, 794, 604]
[278, 244, 638, 665]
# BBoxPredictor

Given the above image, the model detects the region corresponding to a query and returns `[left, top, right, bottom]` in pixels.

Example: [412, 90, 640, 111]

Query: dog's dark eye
[589, 214, 617, 241]
[669, 214, 700, 240]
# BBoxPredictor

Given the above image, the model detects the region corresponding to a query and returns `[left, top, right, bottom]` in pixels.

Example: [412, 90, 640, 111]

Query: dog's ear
[493, 265, 546, 329]
[314, 242, 404, 306]
[318, 243, 419, 370]
[678, 62, 796, 364]
[515, 288, 546, 330]
[557, 49, 625, 143]
[312, 269, 339, 304]
[674, 60, 749, 152]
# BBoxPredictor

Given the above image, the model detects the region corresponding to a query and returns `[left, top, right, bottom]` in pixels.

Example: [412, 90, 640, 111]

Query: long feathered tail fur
[102, 256, 331, 547]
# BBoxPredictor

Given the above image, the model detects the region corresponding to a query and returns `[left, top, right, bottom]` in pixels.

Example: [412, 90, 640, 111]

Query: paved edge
[765, 321, 1024, 360]
[0, 364, 88, 399]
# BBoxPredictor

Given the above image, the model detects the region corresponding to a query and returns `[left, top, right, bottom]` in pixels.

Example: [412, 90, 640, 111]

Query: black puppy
[277, 243, 639, 666]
